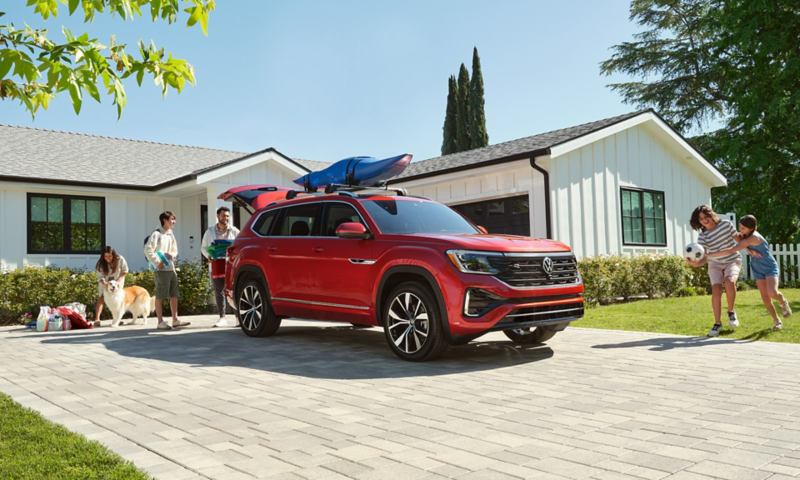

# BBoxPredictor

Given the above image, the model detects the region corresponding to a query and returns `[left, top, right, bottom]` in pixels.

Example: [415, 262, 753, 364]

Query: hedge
[578, 253, 711, 306]
[0, 259, 212, 325]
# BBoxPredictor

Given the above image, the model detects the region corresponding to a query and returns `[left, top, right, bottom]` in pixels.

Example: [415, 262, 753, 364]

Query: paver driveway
[2, 316, 800, 480]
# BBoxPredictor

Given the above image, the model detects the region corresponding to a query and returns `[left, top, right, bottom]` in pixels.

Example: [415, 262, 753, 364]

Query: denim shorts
[751, 259, 780, 281]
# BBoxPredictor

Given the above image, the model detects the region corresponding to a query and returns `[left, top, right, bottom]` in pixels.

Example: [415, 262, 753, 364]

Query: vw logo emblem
[511, 263, 521, 270]
[542, 257, 554, 275]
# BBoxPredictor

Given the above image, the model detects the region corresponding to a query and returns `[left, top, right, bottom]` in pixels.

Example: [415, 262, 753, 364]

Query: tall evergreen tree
[441, 75, 458, 156]
[456, 63, 472, 153]
[469, 47, 489, 149]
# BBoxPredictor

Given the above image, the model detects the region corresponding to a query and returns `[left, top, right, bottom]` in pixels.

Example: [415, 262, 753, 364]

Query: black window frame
[620, 187, 667, 247]
[27, 193, 106, 254]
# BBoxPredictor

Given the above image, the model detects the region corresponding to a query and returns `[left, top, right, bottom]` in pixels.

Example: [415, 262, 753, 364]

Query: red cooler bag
[211, 258, 226, 279]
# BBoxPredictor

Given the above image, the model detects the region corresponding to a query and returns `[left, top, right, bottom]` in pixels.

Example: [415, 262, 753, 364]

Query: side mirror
[336, 222, 372, 240]
[477, 225, 488, 234]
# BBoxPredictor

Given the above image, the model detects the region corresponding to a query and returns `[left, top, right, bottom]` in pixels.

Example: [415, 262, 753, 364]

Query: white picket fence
[741, 243, 800, 283]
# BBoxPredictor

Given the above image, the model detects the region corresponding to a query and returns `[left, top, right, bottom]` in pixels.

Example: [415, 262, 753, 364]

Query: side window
[322, 203, 364, 237]
[252, 210, 278, 236]
[278, 204, 319, 236]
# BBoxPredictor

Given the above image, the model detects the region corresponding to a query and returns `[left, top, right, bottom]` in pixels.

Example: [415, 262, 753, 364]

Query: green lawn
[0, 393, 152, 480]
[575, 288, 800, 343]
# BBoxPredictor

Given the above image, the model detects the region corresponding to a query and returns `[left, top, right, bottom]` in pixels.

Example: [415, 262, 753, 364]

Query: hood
[408, 233, 573, 253]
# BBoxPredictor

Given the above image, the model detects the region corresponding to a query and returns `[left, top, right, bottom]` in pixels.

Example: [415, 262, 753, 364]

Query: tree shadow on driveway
[22, 324, 555, 380]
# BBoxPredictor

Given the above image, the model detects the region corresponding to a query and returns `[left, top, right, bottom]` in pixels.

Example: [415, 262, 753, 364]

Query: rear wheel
[237, 279, 281, 337]
[383, 282, 448, 362]
[503, 327, 557, 344]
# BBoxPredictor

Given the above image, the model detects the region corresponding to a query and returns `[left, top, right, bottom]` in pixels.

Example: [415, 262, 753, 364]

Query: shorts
[708, 258, 742, 285]
[154, 270, 180, 299]
[751, 259, 780, 281]
[98, 277, 124, 297]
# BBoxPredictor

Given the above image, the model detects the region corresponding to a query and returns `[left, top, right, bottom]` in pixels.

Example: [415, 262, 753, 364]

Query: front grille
[504, 302, 584, 323]
[488, 254, 579, 288]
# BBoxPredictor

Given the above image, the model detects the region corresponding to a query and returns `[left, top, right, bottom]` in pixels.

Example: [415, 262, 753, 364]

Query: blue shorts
[751, 259, 779, 281]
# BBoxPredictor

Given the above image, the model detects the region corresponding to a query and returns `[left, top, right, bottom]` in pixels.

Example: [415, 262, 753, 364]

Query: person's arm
[144, 231, 163, 269]
[117, 256, 128, 282]
[200, 228, 212, 260]
[708, 236, 758, 257]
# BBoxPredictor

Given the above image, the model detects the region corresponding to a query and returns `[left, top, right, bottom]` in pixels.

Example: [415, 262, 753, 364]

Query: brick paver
[2, 316, 800, 479]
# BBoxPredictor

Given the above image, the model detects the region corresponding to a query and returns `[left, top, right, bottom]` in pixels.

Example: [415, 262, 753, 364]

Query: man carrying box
[202, 206, 240, 327]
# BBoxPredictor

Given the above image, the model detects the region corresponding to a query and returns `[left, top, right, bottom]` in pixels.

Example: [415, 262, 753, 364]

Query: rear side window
[322, 203, 364, 236]
[278, 204, 319, 236]
[252, 210, 278, 236]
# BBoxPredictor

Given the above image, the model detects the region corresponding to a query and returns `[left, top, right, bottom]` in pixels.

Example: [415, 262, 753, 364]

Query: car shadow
[20, 324, 555, 380]
[591, 333, 756, 351]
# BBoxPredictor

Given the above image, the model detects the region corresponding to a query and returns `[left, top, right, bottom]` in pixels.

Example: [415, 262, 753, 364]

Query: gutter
[530, 155, 552, 239]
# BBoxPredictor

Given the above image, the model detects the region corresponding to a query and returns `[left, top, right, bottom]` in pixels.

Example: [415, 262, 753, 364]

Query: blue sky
[0, 1, 643, 163]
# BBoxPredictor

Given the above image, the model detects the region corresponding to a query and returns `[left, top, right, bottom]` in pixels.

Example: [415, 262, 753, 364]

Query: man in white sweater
[144, 211, 190, 331]
[201, 206, 240, 327]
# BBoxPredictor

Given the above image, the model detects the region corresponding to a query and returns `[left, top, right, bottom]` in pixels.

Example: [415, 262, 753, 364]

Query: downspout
[530, 155, 552, 239]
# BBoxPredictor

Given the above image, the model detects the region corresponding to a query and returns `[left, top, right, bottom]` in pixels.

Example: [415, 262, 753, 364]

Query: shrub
[674, 286, 697, 297]
[0, 260, 212, 325]
[695, 286, 707, 296]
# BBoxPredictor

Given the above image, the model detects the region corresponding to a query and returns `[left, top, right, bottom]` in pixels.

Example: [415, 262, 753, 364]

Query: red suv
[224, 188, 583, 361]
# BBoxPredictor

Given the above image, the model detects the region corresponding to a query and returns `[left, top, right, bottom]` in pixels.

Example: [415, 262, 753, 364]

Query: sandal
[773, 320, 783, 331]
[780, 301, 792, 319]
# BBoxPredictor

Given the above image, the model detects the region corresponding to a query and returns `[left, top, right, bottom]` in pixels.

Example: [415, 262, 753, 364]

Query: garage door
[451, 195, 530, 236]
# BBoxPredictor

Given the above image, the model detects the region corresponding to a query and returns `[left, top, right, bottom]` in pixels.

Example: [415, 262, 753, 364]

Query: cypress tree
[441, 75, 458, 156]
[456, 63, 472, 153]
[469, 47, 488, 149]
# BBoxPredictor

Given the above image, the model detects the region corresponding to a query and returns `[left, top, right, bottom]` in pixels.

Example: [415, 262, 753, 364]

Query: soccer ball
[685, 243, 705, 262]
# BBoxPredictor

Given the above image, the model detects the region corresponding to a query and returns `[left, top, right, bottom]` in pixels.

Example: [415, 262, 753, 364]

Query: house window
[621, 188, 666, 245]
[28, 194, 105, 254]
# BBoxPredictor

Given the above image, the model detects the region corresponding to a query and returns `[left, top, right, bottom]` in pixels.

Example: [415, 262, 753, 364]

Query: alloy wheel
[387, 292, 429, 354]
[238, 284, 263, 331]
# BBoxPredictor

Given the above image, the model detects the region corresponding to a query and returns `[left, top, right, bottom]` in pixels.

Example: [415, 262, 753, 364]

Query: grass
[575, 288, 800, 343]
[0, 392, 152, 480]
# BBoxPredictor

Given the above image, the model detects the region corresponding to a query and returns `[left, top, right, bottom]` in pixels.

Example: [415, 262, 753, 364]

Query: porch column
[206, 185, 218, 231]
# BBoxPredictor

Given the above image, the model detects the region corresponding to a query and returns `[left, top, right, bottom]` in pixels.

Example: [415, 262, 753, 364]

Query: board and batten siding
[545, 124, 713, 259]
[395, 160, 549, 239]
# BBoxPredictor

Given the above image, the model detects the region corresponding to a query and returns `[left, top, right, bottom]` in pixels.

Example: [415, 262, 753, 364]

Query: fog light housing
[463, 288, 505, 317]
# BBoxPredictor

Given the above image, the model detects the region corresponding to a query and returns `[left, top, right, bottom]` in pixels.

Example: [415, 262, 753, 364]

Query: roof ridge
[0, 123, 246, 154]
[413, 108, 652, 166]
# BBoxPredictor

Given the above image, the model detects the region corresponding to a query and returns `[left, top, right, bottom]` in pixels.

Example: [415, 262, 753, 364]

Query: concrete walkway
[2, 316, 800, 480]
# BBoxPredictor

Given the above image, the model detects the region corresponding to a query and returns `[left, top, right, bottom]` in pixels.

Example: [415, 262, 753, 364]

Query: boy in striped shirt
[689, 205, 742, 337]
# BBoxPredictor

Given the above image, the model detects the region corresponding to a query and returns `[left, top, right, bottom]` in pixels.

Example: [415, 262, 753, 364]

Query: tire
[383, 282, 448, 362]
[503, 327, 557, 344]
[237, 279, 281, 337]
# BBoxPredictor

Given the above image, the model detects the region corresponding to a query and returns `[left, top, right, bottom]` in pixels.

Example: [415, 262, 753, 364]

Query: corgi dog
[103, 280, 156, 327]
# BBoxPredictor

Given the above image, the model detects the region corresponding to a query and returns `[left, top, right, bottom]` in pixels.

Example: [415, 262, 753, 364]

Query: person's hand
[157, 262, 165, 270]
[747, 247, 763, 259]
[687, 257, 707, 268]
[164, 253, 173, 261]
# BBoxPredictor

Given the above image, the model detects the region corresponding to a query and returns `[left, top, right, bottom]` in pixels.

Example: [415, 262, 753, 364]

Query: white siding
[395, 160, 549, 239]
[547, 125, 714, 259]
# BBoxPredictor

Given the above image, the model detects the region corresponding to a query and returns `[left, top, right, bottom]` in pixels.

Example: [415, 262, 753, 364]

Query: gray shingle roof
[0, 125, 322, 189]
[390, 109, 653, 182]
[293, 158, 332, 172]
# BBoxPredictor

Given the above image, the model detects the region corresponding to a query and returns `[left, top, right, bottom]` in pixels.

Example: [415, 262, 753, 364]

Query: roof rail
[323, 183, 408, 196]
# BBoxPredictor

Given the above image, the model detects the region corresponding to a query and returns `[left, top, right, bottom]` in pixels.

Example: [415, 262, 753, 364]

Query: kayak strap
[302, 174, 318, 193]
[345, 158, 365, 186]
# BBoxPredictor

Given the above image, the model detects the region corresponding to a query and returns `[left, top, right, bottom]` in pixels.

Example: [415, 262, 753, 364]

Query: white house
[0, 108, 726, 272]
[389, 109, 727, 259]
[0, 126, 327, 271]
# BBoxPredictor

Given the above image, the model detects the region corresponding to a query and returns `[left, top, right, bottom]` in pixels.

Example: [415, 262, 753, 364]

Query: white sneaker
[213, 318, 228, 327]
[157, 321, 172, 331]
[708, 323, 722, 337]
[780, 301, 792, 319]
[727, 311, 739, 328]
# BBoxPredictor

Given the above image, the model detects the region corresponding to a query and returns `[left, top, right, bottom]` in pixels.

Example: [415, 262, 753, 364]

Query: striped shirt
[697, 220, 741, 264]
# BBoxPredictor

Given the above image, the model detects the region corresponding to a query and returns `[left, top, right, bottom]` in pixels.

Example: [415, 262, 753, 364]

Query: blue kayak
[294, 154, 412, 189]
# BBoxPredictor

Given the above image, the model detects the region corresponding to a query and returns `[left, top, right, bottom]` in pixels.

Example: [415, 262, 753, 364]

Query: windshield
[362, 199, 480, 235]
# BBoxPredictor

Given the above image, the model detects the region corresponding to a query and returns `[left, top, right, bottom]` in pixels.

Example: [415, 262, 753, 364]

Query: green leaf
[67, 76, 82, 114]
[0, 55, 13, 80]
[67, 0, 79, 15]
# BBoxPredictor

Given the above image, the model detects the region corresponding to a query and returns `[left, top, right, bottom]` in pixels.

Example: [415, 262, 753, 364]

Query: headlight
[446, 250, 503, 275]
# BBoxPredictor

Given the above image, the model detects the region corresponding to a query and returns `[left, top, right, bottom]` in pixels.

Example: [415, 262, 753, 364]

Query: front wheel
[383, 282, 448, 362]
[237, 279, 281, 337]
[503, 327, 557, 344]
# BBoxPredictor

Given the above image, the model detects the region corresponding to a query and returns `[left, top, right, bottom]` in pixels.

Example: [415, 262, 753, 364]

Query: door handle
[268, 246, 278, 252]
[313, 247, 324, 253]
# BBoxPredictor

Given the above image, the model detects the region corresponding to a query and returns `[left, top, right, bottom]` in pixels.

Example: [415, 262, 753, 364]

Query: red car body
[224, 189, 583, 361]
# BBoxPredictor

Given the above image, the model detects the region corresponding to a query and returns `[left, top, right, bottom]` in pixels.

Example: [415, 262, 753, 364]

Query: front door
[310, 202, 375, 323]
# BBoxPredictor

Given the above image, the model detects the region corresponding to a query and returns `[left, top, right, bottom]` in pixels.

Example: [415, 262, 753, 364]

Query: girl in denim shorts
[708, 215, 792, 330]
